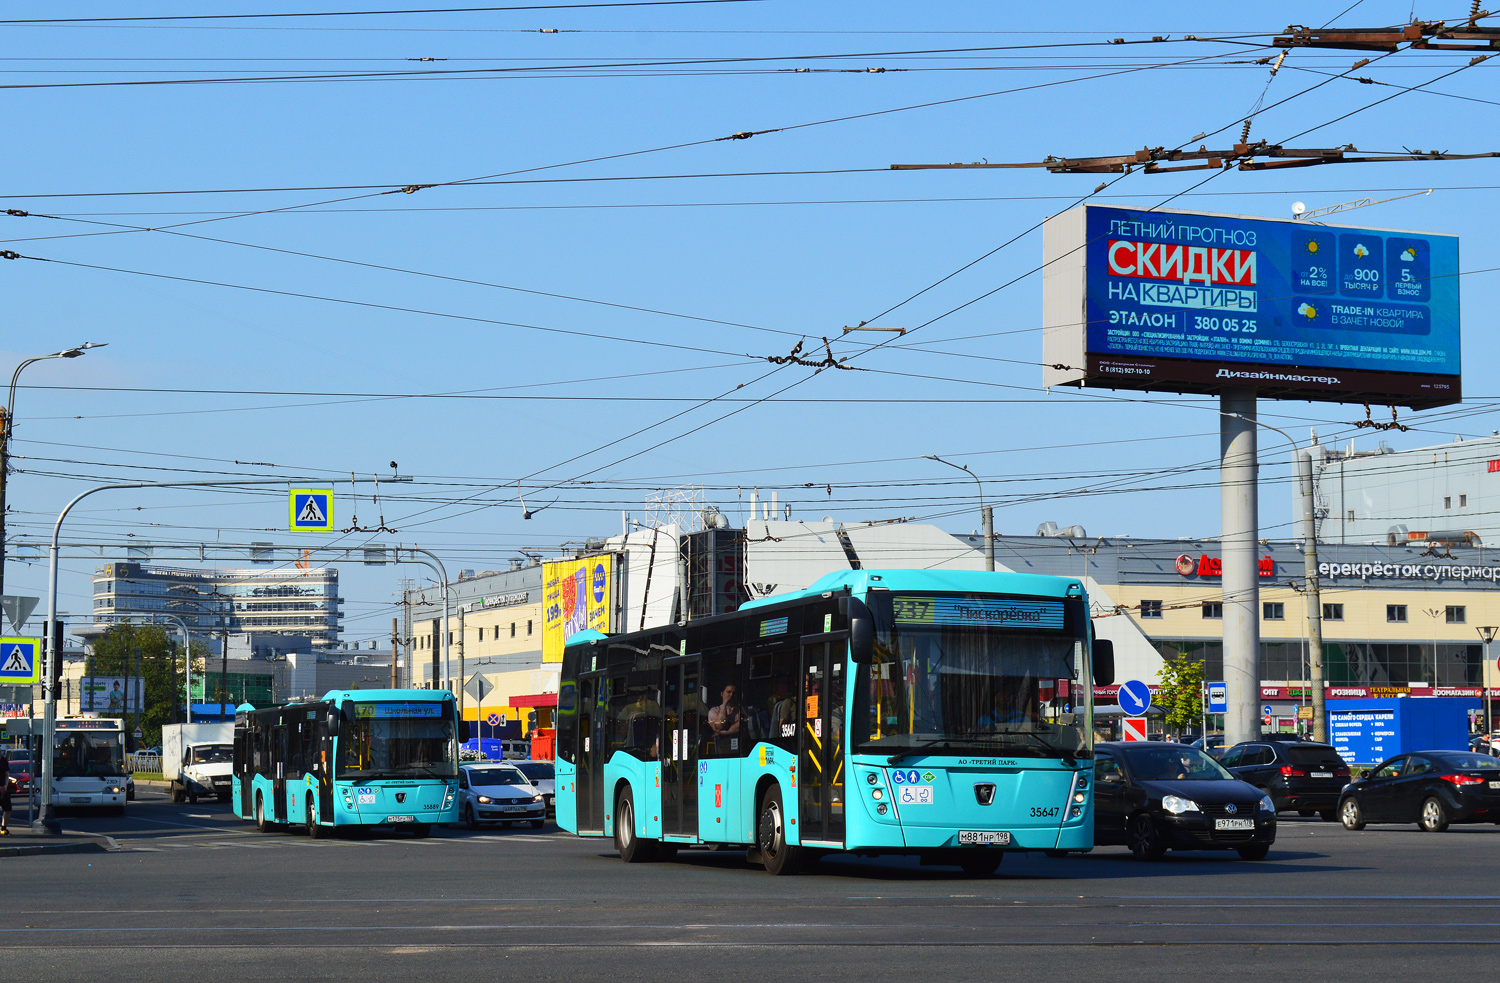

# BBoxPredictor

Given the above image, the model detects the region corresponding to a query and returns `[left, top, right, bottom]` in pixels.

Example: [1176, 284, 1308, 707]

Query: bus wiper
[888, 738, 968, 765]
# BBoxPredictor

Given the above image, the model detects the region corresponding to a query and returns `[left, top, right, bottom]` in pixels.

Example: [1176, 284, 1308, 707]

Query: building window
[478, 628, 485, 642]
[1139, 600, 1163, 619]
[1444, 496, 1452, 509]
[1447, 605, 1467, 624]
[1323, 603, 1344, 621]
[1347, 509, 1355, 521]
[527, 620, 534, 635]
[1263, 602, 1285, 621]
[1201, 602, 1222, 619]
[1460, 494, 1468, 507]
[1387, 604, 1408, 623]
[511, 623, 516, 638]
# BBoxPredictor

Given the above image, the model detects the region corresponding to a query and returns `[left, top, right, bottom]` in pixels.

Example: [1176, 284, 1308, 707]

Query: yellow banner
[542, 554, 614, 663]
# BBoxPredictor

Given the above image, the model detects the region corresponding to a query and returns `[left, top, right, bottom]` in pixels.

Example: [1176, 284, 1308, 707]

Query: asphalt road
[4, 786, 1498, 981]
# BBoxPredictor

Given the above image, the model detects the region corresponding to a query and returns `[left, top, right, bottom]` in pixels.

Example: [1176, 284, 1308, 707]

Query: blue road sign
[1262, 704, 1275, 718]
[1207, 681, 1227, 715]
[1118, 679, 1152, 717]
[289, 488, 334, 533]
[0, 638, 40, 684]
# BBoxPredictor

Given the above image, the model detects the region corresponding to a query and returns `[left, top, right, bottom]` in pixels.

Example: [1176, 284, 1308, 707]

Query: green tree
[87, 624, 209, 748]
[1154, 652, 1206, 738]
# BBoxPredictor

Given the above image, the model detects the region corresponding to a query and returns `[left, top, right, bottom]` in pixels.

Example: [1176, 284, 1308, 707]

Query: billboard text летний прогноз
[1041, 205, 1460, 407]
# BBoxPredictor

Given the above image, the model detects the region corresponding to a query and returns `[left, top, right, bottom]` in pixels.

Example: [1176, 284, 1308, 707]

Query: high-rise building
[87, 562, 341, 651]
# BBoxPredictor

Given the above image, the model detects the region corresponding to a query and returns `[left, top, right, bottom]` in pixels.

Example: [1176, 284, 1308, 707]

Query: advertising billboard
[80, 676, 144, 714]
[1041, 205, 1460, 407]
[541, 554, 615, 663]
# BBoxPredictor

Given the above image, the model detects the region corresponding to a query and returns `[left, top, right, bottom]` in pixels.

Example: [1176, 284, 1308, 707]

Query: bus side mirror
[1093, 639, 1115, 687]
[326, 708, 340, 739]
[840, 595, 875, 665]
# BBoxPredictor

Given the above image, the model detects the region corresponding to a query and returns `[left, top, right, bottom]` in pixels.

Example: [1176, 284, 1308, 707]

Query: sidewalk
[0, 823, 112, 858]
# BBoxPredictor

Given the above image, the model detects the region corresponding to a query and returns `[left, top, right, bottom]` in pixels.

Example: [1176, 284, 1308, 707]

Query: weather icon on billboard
[1353, 242, 1370, 258]
[1305, 240, 1319, 253]
[1297, 302, 1318, 319]
[1400, 246, 1418, 261]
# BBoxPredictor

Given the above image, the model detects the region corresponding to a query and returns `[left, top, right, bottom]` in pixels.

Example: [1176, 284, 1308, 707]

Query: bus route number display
[893, 595, 1066, 630]
[355, 703, 443, 719]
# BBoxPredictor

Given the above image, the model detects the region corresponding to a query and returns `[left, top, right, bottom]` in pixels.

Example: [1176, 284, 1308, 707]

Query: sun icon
[1306, 241, 1319, 253]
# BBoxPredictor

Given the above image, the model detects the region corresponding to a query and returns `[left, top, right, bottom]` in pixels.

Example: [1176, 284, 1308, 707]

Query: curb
[0, 841, 107, 858]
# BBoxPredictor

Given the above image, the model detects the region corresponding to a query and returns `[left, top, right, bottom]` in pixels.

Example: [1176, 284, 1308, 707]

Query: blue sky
[3, 0, 1497, 644]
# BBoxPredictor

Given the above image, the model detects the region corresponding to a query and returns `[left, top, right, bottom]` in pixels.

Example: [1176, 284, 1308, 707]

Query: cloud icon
[1401, 247, 1417, 261]
[1353, 243, 1370, 258]
[1298, 303, 1317, 319]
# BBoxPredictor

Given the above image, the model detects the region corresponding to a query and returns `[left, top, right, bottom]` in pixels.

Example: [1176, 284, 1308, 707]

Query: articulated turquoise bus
[233, 689, 462, 837]
[556, 569, 1115, 874]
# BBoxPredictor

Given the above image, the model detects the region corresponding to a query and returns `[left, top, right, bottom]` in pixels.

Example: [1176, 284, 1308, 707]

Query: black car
[1338, 750, 1500, 832]
[1219, 740, 1350, 820]
[1094, 742, 1277, 861]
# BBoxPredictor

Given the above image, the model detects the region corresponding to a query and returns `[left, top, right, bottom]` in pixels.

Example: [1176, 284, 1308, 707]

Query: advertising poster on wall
[541, 554, 615, 663]
[80, 676, 144, 714]
[1042, 204, 1461, 407]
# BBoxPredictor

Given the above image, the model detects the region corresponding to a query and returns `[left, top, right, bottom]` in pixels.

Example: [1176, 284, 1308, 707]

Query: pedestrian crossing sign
[289, 489, 334, 532]
[0, 638, 40, 685]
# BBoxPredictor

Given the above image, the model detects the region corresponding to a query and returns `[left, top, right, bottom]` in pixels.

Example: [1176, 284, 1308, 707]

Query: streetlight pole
[1478, 626, 1497, 748]
[1423, 608, 1443, 688]
[1, 342, 107, 596]
[924, 455, 994, 571]
[394, 548, 450, 693]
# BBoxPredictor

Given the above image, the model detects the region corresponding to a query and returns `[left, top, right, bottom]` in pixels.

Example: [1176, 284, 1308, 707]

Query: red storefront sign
[1176, 554, 1275, 578]
[1096, 684, 1484, 700]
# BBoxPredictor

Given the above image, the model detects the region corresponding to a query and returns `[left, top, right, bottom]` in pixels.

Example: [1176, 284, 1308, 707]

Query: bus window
[609, 667, 661, 761]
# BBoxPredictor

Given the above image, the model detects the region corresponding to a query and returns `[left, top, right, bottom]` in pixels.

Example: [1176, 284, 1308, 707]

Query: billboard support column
[1221, 388, 1261, 747]
[1298, 449, 1328, 742]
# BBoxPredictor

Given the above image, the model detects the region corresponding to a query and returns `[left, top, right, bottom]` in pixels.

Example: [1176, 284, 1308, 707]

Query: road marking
[117, 816, 258, 835]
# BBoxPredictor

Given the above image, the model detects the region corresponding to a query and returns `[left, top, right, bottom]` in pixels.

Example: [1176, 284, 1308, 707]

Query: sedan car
[1094, 742, 1277, 861]
[1338, 750, 1500, 832]
[457, 763, 546, 828]
[1219, 740, 1350, 820]
[5, 749, 32, 795]
[510, 760, 555, 810]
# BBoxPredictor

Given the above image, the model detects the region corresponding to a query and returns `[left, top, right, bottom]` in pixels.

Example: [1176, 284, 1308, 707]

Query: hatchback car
[1094, 742, 1277, 860]
[510, 760, 555, 810]
[457, 763, 546, 828]
[1338, 750, 1500, 832]
[1219, 740, 1350, 820]
[5, 748, 32, 795]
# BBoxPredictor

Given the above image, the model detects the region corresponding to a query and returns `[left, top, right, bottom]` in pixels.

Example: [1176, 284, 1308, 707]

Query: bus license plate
[1215, 818, 1254, 830]
[386, 815, 414, 823]
[957, 830, 1010, 846]
[69, 797, 90, 804]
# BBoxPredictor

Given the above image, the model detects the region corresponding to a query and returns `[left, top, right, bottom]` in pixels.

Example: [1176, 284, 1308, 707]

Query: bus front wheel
[757, 786, 804, 876]
[615, 787, 656, 863]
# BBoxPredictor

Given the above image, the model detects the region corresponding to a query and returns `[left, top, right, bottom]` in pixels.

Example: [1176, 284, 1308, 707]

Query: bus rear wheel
[757, 786, 803, 876]
[254, 793, 272, 833]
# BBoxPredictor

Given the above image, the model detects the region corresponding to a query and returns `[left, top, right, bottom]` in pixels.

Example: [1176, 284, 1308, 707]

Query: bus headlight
[1073, 792, 1087, 804]
[444, 786, 456, 808]
[105, 786, 123, 795]
[1074, 773, 1089, 791]
[871, 788, 884, 801]
[1070, 805, 1084, 819]
[876, 803, 888, 815]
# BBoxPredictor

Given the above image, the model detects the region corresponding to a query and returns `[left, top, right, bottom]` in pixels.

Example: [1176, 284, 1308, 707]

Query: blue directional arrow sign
[1118, 679, 1153, 717]
[0, 638, 40, 685]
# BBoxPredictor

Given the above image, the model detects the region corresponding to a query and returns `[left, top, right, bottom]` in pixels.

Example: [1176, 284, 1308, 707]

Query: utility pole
[1297, 449, 1327, 742]
[390, 618, 400, 689]
[456, 606, 466, 715]
[1477, 626, 1497, 745]
[220, 624, 229, 713]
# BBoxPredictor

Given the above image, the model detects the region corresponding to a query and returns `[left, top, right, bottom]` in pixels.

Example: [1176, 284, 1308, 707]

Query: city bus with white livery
[233, 689, 462, 836]
[51, 717, 128, 814]
[555, 569, 1114, 874]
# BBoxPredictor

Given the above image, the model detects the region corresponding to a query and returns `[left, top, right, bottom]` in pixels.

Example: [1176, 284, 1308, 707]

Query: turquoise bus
[232, 689, 462, 837]
[556, 569, 1115, 875]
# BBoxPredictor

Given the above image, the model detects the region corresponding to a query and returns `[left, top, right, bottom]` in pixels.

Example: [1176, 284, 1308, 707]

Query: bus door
[272, 722, 287, 822]
[662, 657, 701, 837]
[317, 703, 336, 822]
[799, 640, 846, 845]
[575, 674, 605, 833]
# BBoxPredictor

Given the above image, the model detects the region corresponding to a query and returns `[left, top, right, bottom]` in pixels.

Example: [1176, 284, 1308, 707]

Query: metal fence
[127, 752, 160, 773]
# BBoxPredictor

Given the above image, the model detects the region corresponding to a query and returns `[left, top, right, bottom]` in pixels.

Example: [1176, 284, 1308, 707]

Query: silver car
[510, 760, 555, 810]
[457, 763, 546, 829]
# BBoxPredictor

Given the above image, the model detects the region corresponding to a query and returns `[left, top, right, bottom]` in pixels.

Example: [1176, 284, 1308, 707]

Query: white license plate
[957, 830, 1011, 846]
[1311, 771, 1333, 778]
[385, 815, 415, 823]
[502, 806, 531, 813]
[69, 797, 90, 804]
[1489, 781, 1500, 789]
[1215, 818, 1255, 830]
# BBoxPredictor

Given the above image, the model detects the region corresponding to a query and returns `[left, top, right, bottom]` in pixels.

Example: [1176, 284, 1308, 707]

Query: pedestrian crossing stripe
[289, 489, 334, 532]
[0, 638, 39, 684]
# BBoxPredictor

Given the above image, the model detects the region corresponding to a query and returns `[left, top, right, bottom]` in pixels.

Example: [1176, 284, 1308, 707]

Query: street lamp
[1, 342, 107, 595]
[923, 455, 994, 571]
[1479, 626, 1498, 745]
[1423, 607, 1444, 688]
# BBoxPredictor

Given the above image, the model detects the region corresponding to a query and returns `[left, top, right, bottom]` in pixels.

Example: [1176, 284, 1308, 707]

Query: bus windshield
[338, 702, 457, 780]
[860, 593, 1090, 758]
[53, 732, 124, 778]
